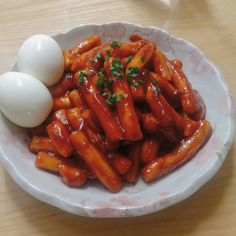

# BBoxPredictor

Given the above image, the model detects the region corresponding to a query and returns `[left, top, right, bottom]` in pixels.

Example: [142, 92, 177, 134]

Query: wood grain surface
[0, 0, 235, 235]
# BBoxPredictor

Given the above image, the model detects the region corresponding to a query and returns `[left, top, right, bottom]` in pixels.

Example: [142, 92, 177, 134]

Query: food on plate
[17, 34, 64, 86]
[25, 34, 212, 192]
[142, 120, 212, 182]
[0, 71, 52, 127]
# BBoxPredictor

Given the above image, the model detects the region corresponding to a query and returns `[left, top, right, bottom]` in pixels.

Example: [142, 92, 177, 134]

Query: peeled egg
[17, 34, 64, 86]
[0, 72, 52, 128]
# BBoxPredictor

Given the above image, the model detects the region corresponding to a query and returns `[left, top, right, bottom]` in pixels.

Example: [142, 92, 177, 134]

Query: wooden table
[0, 0, 235, 235]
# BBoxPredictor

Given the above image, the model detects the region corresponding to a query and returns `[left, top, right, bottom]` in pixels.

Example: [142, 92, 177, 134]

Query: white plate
[0, 22, 235, 218]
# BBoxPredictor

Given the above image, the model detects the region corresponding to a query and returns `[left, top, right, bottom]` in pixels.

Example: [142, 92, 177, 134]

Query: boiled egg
[17, 34, 64, 86]
[0, 71, 52, 128]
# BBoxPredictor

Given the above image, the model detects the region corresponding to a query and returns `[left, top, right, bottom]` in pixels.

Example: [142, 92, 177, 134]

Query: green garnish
[96, 74, 113, 89]
[156, 87, 161, 95]
[96, 52, 102, 60]
[127, 77, 133, 84]
[78, 77, 84, 84]
[127, 66, 140, 86]
[98, 68, 106, 78]
[141, 56, 146, 63]
[96, 79, 109, 89]
[77, 71, 88, 85]
[113, 71, 124, 78]
[104, 55, 110, 60]
[152, 79, 158, 84]
[116, 94, 125, 102]
[138, 79, 144, 84]
[107, 94, 117, 106]
[111, 58, 123, 70]
[110, 58, 124, 79]
[102, 93, 125, 107]
[106, 49, 111, 55]
[96, 79, 104, 88]
[127, 77, 139, 87]
[102, 92, 110, 97]
[125, 56, 133, 64]
[111, 40, 120, 48]
[127, 66, 140, 79]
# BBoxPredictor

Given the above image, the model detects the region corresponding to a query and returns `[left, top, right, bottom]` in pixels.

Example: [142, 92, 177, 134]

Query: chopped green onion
[96, 52, 102, 60]
[98, 68, 106, 78]
[111, 58, 123, 70]
[106, 49, 111, 55]
[110, 58, 124, 79]
[127, 66, 140, 79]
[106, 100, 113, 106]
[116, 94, 125, 102]
[77, 71, 88, 85]
[127, 77, 133, 84]
[104, 55, 110, 60]
[127, 66, 140, 86]
[156, 87, 161, 95]
[141, 56, 145, 63]
[125, 56, 133, 64]
[102, 92, 110, 98]
[96, 78, 110, 89]
[112, 71, 124, 78]
[78, 77, 84, 84]
[96, 79, 104, 88]
[111, 40, 120, 48]
[102, 92, 125, 107]
[106, 94, 117, 107]
[152, 79, 158, 84]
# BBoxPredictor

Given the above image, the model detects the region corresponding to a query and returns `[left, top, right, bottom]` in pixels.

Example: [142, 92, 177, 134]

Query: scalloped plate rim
[0, 21, 235, 218]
